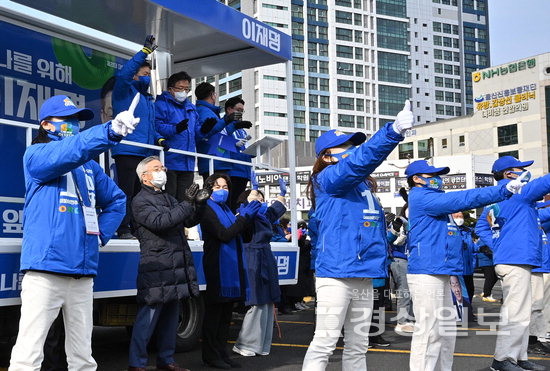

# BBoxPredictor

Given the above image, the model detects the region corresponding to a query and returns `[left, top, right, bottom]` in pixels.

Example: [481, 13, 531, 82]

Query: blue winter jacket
[111, 50, 160, 157]
[408, 184, 511, 275]
[459, 227, 475, 275]
[313, 122, 403, 278]
[195, 100, 234, 175]
[21, 124, 126, 276]
[475, 176, 550, 267]
[534, 207, 550, 273]
[228, 128, 253, 179]
[154, 92, 198, 171]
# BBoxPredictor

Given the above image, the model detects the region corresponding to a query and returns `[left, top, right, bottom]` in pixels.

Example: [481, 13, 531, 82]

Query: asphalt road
[2, 275, 550, 370]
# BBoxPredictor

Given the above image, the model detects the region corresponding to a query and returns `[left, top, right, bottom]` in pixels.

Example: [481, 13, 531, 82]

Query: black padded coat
[132, 185, 200, 305]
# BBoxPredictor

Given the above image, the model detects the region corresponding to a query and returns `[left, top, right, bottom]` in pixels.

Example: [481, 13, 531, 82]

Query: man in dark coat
[127, 156, 209, 371]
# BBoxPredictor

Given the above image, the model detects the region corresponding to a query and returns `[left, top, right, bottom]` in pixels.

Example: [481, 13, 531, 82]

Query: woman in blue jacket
[405, 159, 526, 371]
[301, 101, 413, 371]
[233, 183, 287, 357]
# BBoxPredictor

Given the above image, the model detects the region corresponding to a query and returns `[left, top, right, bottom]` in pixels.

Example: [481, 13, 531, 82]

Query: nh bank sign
[472, 58, 536, 83]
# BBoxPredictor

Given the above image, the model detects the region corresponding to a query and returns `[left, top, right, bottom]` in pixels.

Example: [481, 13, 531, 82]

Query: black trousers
[201, 299, 233, 363]
[463, 274, 475, 302]
[481, 266, 498, 296]
[229, 176, 249, 212]
[165, 170, 194, 202]
[113, 155, 143, 235]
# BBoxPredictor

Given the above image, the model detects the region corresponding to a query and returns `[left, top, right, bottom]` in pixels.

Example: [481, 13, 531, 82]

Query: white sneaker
[257, 351, 269, 356]
[395, 322, 415, 333]
[297, 302, 309, 310]
[232, 345, 255, 357]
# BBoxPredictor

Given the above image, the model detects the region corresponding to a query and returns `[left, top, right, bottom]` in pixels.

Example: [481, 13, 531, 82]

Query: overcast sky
[488, 0, 550, 65]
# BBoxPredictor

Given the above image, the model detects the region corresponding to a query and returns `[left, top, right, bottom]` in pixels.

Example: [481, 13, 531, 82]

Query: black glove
[224, 112, 236, 123]
[200, 117, 218, 134]
[391, 218, 404, 232]
[175, 119, 189, 133]
[195, 188, 211, 204]
[183, 183, 199, 202]
[235, 121, 252, 129]
[157, 138, 169, 152]
[142, 34, 158, 54]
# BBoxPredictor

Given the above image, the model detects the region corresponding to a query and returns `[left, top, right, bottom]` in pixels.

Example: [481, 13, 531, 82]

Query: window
[398, 142, 413, 159]
[264, 75, 285, 81]
[435, 90, 444, 101]
[219, 83, 227, 96]
[292, 39, 304, 53]
[436, 104, 445, 115]
[498, 124, 518, 146]
[464, 27, 475, 39]
[293, 93, 305, 106]
[336, 10, 353, 24]
[377, 51, 410, 84]
[433, 22, 442, 32]
[229, 78, 241, 92]
[356, 116, 364, 128]
[445, 105, 454, 115]
[336, 45, 354, 58]
[444, 78, 454, 88]
[433, 35, 442, 46]
[309, 94, 319, 108]
[310, 112, 319, 126]
[337, 62, 354, 75]
[355, 47, 363, 60]
[377, 18, 408, 51]
[264, 111, 287, 117]
[418, 139, 431, 158]
[338, 96, 355, 110]
[309, 77, 318, 90]
[376, 0, 407, 17]
[356, 98, 364, 111]
[291, 4, 303, 18]
[459, 135, 465, 147]
[353, 13, 362, 26]
[320, 95, 330, 108]
[441, 138, 448, 148]
[355, 30, 363, 43]
[294, 110, 305, 124]
[264, 93, 285, 99]
[356, 81, 364, 94]
[292, 22, 304, 36]
[499, 150, 519, 158]
[293, 74, 305, 88]
[293, 57, 304, 71]
[319, 60, 329, 74]
[445, 91, 454, 102]
[434, 49, 443, 60]
[338, 114, 354, 127]
[320, 113, 330, 126]
[308, 59, 318, 73]
[355, 64, 364, 77]
[308, 42, 317, 55]
[435, 76, 444, 87]
[335, 0, 352, 6]
[337, 79, 354, 93]
[336, 27, 353, 41]
[319, 78, 329, 91]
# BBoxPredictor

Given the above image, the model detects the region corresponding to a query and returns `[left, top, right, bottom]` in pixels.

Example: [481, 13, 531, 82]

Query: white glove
[111, 93, 141, 136]
[392, 100, 414, 135]
[505, 171, 530, 194]
[236, 139, 247, 148]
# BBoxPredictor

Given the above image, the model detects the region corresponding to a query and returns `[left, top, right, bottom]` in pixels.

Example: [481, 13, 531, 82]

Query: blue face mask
[47, 119, 80, 140]
[418, 175, 444, 190]
[330, 147, 356, 162]
[509, 170, 531, 182]
[211, 189, 229, 204]
[258, 202, 268, 215]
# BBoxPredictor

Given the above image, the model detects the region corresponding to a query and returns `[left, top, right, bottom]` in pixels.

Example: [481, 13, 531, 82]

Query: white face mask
[151, 171, 167, 189]
[453, 218, 464, 227]
[174, 91, 188, 102]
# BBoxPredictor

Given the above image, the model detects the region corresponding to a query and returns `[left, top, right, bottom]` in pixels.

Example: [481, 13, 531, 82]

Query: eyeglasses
[170, 86, 191, 92]
[143, 166, 167, 173]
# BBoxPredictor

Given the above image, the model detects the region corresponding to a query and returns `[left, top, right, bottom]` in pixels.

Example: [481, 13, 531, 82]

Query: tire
[175, 295, 204, 352]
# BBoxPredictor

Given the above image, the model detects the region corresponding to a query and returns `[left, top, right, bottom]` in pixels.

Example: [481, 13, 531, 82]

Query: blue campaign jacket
[111, 50, 159, 157]
[474, 240, 494, 267]
[459, 227, 475, 275]
[195, 100, 233, 174]
[475, 176, 550, 268]
[408, 184, 511, 275]
[308, 209, 319, 270]
[534, 207, 550, 273]
[154, 92, 198, 171]
[21, 124, 126, 276]
[228, 128, 253, 179]
[313, 122, 403, 278]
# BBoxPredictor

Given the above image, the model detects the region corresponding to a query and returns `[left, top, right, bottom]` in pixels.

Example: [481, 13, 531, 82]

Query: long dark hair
[204, 173, 232, 192]
[306, 150, 377, 209]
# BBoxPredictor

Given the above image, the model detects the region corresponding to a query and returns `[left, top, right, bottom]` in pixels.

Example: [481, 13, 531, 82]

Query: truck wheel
[175, 295, 204, 352]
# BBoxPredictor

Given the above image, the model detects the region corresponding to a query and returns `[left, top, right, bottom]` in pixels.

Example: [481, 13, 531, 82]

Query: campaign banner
[0, 19, 128, 237]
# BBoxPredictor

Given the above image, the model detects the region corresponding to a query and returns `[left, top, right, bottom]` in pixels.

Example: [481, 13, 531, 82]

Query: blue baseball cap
[39, 95, 94, 121]
[491, 156, 533, 173]
[405, 160, 450, 178]
[315, 130, 366, 156]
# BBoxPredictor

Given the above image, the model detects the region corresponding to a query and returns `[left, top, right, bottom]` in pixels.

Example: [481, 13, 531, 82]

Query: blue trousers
[128, 300, 179, 368]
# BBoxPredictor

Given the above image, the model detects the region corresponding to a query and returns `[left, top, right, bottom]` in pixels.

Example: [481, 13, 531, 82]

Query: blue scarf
[207, 199, 244, 298]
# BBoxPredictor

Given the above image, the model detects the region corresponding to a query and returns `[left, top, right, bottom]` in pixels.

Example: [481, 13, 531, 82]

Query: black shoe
[203, 360, 231, 369]
[517, 360, 546, 370]
[528, 342, 550, 355]
[118, 232, 136, 239]
[369, 335, 390, 347]
[223, 358, 241, 368]
[490, 359, 524, 371]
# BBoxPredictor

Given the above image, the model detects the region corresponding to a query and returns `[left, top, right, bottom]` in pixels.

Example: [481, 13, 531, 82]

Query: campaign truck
[0, 0, 299, 351]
